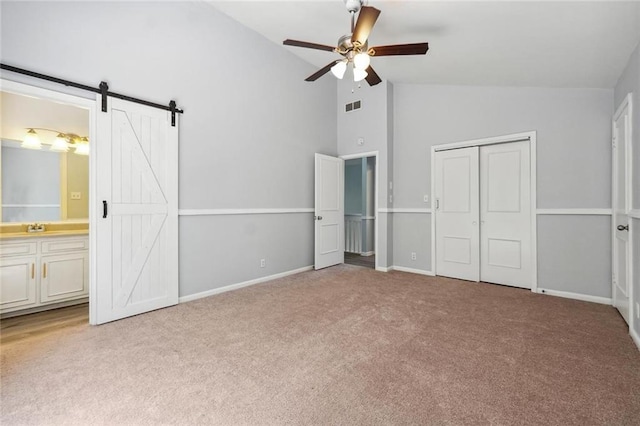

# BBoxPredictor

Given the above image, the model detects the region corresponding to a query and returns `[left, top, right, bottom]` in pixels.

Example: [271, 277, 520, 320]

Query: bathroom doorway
[343, 155, 376, 269]
[0, 80, 94, 324]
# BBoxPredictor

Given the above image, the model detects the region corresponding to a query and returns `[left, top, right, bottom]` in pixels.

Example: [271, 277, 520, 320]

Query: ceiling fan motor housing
[337, 34, 367, 59]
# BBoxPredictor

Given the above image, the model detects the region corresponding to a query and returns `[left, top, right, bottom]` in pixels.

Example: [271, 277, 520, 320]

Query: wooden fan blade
[370, 43, 429, 56]
[283, 39, 336, 52]
[305, 61, 339, 82]
[351, 6, 381, 46]
[365, 66, 382, 86]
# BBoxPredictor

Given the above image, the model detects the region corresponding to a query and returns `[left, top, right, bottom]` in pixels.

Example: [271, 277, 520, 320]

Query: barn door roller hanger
[1, 63, 184, 127]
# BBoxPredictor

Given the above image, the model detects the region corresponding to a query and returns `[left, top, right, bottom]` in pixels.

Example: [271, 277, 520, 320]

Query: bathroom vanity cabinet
[0, 234, 88, 315]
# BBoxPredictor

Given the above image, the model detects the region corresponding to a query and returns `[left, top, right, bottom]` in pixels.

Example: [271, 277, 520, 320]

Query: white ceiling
[209, 0, 640, 88]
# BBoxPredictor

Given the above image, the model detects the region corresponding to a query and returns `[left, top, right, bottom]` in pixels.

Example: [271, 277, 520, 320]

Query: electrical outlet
[423, 194, 429, 203]
[389, 195, 393, 203]
[411, 252, 417, 261]
[260, 259, 266, 268]
[357, 137, 364, 146]
[71, 192, 82, 200]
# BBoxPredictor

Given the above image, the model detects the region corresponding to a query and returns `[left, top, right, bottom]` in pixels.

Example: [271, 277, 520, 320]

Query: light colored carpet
[1, 264, 639, 425]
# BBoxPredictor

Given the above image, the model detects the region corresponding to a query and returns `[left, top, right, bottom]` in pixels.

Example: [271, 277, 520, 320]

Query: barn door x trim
[0, 63, 184, 126]
[430, 131, 538, 292]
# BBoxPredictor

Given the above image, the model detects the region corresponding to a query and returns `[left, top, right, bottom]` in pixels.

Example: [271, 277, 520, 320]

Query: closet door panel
[480, 141, 532, 288]
[435, 147, 480, 281]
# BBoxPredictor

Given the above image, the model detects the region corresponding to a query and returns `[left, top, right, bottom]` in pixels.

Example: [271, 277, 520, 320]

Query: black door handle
[103, 200, 108, 219]
[617, 224, 629, 231]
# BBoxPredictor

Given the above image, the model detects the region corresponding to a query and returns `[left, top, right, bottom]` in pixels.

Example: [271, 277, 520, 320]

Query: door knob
[617, 224, 629, 231]
[314, 216, 323, 221]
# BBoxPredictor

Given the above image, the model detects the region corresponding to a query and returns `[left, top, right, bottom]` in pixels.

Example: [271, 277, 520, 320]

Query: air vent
[345, 100, 362, 113]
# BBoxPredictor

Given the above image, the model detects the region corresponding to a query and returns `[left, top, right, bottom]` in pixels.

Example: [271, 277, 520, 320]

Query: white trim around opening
[1, 78, 98, 323]
[340, 151, 379, 271]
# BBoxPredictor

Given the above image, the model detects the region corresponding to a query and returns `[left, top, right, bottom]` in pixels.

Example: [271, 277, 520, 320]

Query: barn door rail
[0, 63, 184, 126]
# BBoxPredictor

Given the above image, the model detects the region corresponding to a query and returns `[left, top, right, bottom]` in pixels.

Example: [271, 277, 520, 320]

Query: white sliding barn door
[95, 98, 178, 325]
[315, 154, 344, 270]
[480, 141, 532, 288]
[434, 147, 480, 281]
[612, 98, 631, 324]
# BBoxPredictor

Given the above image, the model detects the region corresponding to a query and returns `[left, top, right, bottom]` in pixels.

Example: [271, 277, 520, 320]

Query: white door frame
[612, 93, 633, 325]
[340, 151, 379, 271]
[430, 131, 538, 292]
[0, 78, 98, 320]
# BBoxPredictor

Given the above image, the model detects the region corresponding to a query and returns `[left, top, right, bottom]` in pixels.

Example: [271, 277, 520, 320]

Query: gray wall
[1, 1, 337, 297]
[337, 78, 392, 267]
[614, 40, 640, 336]
[344, 159, 362, 215]
[392, 84, 613, 299]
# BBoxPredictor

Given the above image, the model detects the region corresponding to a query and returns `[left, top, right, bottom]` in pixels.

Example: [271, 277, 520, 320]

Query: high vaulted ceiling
[209, 0, 640, 88]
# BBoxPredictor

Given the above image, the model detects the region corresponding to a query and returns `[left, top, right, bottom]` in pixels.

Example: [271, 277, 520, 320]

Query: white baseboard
[179, 265, 313, 303]
[536, 288, 612, 305]
[631, 327, 640, 352]
[360, 251, 375, 256]
[376, 266, 391, 272]
[391, 265, 435, 276]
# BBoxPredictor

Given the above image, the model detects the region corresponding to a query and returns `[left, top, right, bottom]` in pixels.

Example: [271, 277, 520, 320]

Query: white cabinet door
[480, 141, 532, 288]
[95, 97, 178, 324]
[434, 147, 480, 281]
[41, 252, 89, 303]
[0, 256, 37, 311]
[314, 154, 344, 270]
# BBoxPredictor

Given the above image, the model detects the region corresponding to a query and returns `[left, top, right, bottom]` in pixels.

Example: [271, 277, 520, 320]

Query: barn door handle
[103, 200, 108, 219]
[617, 224, 629, 231]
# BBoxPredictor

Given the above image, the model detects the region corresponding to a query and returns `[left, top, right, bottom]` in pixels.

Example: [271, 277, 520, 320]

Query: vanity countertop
[0, 229, 89, 240]
[0, 222, 89, 240]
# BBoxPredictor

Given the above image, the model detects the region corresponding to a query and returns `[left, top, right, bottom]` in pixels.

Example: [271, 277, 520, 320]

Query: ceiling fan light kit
[283, 0, 429, 86]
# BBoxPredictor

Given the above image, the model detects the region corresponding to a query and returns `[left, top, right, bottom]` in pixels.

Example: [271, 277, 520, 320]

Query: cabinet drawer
[0, 242, 37, 258]
[41, 238, 89, 254]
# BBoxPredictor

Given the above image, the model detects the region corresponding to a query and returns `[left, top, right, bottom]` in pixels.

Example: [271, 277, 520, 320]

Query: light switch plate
[423, 195, 429, 203]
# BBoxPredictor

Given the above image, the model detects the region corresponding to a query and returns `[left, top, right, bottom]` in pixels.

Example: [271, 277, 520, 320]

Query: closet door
[480, 141, 532, 288]
[434, 147, 480, 281]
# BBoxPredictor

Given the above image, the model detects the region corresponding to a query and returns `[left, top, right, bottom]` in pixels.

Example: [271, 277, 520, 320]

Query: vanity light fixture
[20, 128, 89, 155]
[74, 137, 90, 156]
[21, 128, 42, 150]
[50, 133, 70, 152]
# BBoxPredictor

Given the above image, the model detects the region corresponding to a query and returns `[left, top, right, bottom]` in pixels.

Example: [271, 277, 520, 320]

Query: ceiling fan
[283, 0, 429, 86]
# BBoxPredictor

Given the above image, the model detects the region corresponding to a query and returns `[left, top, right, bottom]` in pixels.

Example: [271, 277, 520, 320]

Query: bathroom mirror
[0, 90, 90, 224]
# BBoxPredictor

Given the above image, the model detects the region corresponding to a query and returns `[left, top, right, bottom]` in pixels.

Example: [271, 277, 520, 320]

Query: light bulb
[353, 52, 371, 70]
[331, 61, 347, 79]
[353, 68, 368, 82]
[21, 129, 42, 150]
[74, 137, 90, 156]
[50, 133, 69, 152]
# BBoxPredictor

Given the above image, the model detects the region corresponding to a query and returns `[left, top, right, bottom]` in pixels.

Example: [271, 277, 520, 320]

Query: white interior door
[480, 141, 532, 288]
[315, 154, 344, 270]
[435, 147, 480, 281]
[613, 99, 631, 324]
[95, 97, 178, 325]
